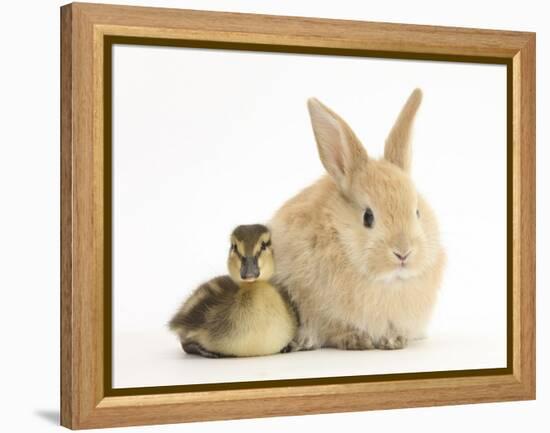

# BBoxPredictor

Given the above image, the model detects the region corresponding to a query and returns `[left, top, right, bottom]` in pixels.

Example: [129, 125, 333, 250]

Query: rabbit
[268, 89, 446, 351]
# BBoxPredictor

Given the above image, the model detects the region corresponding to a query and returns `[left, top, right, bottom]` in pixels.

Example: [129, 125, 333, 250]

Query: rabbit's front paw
[376, 335, 408, 350]
[290, 332, 319, 351]
[332, 331, 375, 350]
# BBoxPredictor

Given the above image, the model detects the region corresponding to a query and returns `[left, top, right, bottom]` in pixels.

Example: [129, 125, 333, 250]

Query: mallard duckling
[168, 224, 298, 358]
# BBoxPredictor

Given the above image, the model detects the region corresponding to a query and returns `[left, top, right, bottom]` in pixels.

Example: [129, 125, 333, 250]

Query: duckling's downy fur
[169, 225, 297, 358]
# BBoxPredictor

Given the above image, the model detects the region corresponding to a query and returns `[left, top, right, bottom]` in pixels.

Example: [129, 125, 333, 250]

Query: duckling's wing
[169, 276, 239, 332]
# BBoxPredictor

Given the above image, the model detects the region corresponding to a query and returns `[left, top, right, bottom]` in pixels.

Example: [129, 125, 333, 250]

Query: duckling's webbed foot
[181, 341, 225, 358]
[280, 343, 294, 353]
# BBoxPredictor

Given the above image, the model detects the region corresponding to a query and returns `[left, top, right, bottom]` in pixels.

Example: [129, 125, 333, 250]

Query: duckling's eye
[231, 244, 238, 252]
[416, 209, 420, 218]
[363, 207, 374, 228]
[261, 240, 271, 251]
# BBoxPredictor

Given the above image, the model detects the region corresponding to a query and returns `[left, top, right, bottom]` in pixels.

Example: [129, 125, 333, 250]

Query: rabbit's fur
[269, 89, 445, 350]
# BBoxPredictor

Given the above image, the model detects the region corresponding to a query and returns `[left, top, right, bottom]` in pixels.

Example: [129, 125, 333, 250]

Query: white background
[112, 46, 507, 387]
[0, 0, 546, 432]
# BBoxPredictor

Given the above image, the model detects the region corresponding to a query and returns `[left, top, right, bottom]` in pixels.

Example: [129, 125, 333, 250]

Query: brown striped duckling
[168, 224, 298, 358]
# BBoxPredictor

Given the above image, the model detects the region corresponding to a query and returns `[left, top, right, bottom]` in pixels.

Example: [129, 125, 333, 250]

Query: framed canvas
[60, 2, 536, 429]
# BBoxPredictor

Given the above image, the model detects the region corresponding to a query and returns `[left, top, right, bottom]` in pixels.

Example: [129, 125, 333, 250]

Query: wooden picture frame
[60, 2, 536, 429]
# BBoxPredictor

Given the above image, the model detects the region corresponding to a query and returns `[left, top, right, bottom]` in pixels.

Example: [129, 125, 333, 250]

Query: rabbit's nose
[393, 251, 411, 262]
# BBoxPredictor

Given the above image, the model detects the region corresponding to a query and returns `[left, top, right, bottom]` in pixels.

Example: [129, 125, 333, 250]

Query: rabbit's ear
[307, 98, 367, 189]
[384, 88, 423, 172]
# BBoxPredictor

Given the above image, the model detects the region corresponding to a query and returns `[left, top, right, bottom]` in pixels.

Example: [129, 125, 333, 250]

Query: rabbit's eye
[363, 208, 374, 228]
[416, 209, 420, 218]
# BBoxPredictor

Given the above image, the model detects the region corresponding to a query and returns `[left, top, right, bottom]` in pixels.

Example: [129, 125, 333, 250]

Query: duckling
[168, 224, 298, 358]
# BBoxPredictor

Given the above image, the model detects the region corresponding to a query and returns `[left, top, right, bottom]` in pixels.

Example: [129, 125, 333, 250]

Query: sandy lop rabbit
[269, 89, 446, 351]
